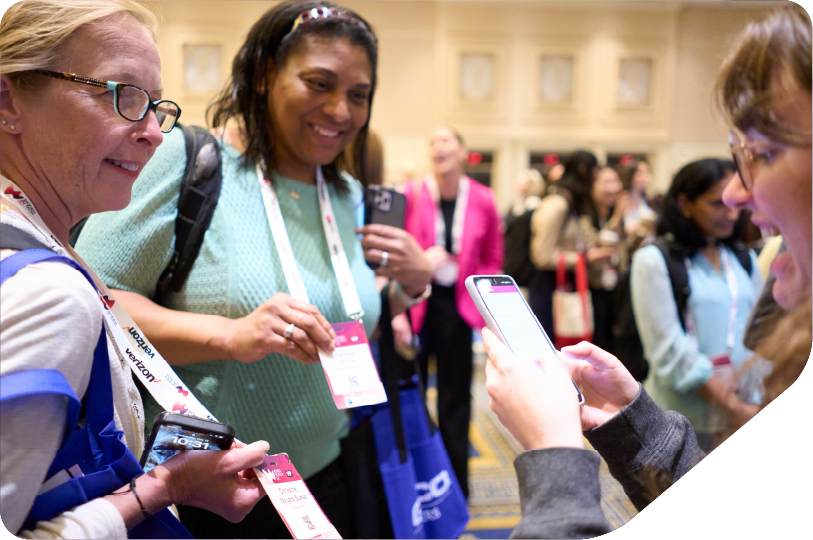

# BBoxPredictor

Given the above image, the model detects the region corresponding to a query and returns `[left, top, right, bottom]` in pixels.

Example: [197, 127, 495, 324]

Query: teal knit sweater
[76, 128, 381, 478]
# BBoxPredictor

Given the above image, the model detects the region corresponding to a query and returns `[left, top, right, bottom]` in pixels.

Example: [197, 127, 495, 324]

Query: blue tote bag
[371, 385, 469, 539]
[368, 288, 469, 539]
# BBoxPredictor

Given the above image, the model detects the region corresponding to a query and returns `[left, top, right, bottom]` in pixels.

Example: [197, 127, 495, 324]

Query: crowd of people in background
[1, 1, 810, 539]
[504, 150, 775, 451]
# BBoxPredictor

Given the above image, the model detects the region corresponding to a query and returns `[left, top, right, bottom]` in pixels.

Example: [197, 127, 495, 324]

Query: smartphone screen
[141, 422, 232, 473]
[474, 277, 557, 363]
[473, 276, 583, 401]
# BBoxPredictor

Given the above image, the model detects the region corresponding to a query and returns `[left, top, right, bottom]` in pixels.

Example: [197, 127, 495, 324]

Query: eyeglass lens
[117, 85, 151, 121]
[117, 85, 179, 133]
[729, 130, 751, 191]
[154, 102, 180, 133]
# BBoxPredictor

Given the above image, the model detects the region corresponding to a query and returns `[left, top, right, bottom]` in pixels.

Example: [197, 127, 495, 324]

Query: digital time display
[142, 423, 231, 472]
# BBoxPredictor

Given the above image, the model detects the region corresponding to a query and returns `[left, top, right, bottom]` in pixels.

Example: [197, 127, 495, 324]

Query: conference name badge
[256, 454, 341, 539]
[709, 354, 738, 392]
[319, 321, 387, 409]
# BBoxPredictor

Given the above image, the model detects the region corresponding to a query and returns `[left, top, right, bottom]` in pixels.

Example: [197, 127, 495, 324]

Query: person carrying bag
[553, 252, 594, 348]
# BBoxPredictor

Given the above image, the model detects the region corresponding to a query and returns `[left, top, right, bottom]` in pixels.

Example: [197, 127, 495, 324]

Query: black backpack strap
[653, 237, 690, 332]
[154, 124, 223, 305]
[68, 217, 88, 248]
[0, 223, 55, 252]
[731, 241, 752, 276]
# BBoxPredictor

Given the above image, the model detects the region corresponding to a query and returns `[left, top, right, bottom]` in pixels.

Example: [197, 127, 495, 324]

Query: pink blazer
[403, 177, 504, 333]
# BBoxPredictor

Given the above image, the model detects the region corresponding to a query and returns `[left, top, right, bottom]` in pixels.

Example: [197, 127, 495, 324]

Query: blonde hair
[0, 0, 160, 80]
[518, 169, 545, 198]
[756, 295, 812, 408]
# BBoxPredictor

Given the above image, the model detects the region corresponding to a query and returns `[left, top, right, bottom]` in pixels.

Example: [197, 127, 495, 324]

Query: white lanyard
[1, 177, 216, 421]
[256, 165, 363, 321]
[684, 247, 739, 355]
[425, 175, 469, 254]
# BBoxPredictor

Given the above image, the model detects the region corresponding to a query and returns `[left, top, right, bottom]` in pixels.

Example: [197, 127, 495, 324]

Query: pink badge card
[318, 321, 387, 409]
[256, 454, 341, 539]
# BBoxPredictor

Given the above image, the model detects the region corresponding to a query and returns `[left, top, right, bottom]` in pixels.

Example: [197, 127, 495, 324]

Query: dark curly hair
[207, 0, 378, 193]
[657, 158, 739, 254]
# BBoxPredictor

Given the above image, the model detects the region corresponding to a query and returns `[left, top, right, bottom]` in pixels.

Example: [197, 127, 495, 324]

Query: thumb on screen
[535, 347, 572, 381]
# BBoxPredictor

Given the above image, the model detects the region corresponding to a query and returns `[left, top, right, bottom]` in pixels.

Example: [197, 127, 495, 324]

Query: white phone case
[465, 274, 584, 404]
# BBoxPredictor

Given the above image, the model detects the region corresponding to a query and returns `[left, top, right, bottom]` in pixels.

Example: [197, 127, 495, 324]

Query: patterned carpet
[426, 334, 637, 539]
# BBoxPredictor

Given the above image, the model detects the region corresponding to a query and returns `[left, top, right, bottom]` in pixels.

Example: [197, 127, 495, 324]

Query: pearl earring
[1, 120, 6, 125]
[10, 125, 14, 130]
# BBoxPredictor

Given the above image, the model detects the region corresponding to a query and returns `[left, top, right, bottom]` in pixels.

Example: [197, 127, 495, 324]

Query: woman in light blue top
[631, 158, 761, 451]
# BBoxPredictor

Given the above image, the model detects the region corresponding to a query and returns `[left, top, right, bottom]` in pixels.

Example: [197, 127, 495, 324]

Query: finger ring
[283, 323, 297, 340]
[380, 251, 389, 268]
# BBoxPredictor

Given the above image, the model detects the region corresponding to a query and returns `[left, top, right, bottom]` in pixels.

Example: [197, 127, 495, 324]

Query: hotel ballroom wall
[148, 0, 778, 208]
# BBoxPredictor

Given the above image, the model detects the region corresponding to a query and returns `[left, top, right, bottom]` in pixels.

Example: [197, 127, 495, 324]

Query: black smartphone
[364, 186, 407, 270]
[364, 186, 406, 229]
[140, 412, 234, 472]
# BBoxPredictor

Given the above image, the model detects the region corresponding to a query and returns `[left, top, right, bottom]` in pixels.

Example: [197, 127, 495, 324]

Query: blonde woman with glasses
[0, 2, 270, 538]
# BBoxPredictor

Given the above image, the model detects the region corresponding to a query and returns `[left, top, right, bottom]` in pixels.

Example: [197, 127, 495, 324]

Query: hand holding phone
[465, 275, 584, 403]
[482, 327, 585, 451]
[556, 341, 641, 431]
[140, 412, 235, 472]
[363, 186, 406, 270]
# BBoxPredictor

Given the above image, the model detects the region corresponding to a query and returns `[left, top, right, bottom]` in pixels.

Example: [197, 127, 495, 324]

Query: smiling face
[429, 126, 467, 178]
[12, 15, 164, 220]
[723, 79, 812, 309]
[266, 36, 372, 182]
[681, 176, 740, 243]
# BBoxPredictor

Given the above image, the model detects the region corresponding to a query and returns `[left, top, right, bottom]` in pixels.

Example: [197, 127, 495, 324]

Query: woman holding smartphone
[0, 2, 269, 537]
[75, 2, 430, 537]
[482, 4, 811, 537]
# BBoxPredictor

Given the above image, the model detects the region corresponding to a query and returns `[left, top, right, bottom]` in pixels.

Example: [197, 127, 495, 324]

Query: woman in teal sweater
[76, 2, 431, 537]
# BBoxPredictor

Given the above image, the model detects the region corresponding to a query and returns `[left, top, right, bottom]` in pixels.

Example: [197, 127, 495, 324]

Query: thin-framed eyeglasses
[29, 69, 181, 133]
[729, 126, 778, 192]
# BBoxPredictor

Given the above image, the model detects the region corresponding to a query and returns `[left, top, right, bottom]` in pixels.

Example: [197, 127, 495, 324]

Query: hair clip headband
[285, 6, 368, 39]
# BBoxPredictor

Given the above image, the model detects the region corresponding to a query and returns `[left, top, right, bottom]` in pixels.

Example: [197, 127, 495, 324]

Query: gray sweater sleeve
[509, 387, 704, 539]
[584, 386, 705, 511]
[511, 448, 611, 539]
